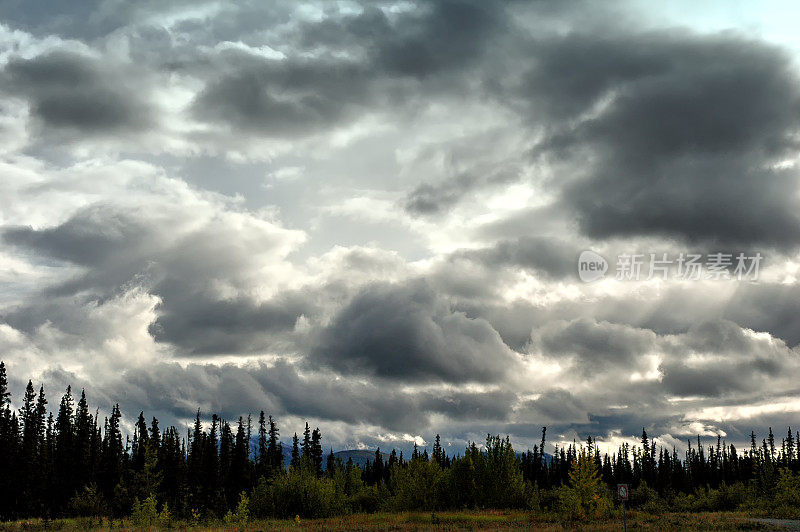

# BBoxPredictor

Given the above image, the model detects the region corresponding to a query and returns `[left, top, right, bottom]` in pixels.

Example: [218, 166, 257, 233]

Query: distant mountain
[331, 449, 390, 468]
[266, 440, 550, 468]
[275, 444, 389, 469]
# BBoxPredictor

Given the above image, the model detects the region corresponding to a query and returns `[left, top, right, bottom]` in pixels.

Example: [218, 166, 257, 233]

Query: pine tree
[291, 433, 300, 468]
[433, 434, 443, 465]
[256, 411, 268, 478]
[53, 386, 75, 512]
[73, 389, 93, 490]
[266, 415, 282, 475]
[219, 419, 234, 504]
[301, 422, 311, 460]
[99, 404, 124, 499]
[0, 362, 9, 407]
[0, 362, 12, 520]
[232, 417, 250, 497]
[311, 428, 323, 475]
[326, 448, 336, 476]
[19, 381, 40, 513]
[561, 448, 609, 519]
[149, 417, 160, 453]
[20, 381, 38, 458]
[132, 411, 149, 472]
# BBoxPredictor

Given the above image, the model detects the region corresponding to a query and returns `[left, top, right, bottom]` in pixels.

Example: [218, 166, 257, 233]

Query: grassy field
[0, 511, 788, 531]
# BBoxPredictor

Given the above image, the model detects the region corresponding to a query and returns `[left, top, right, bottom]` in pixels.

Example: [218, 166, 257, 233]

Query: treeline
[1, 361, 799, 522]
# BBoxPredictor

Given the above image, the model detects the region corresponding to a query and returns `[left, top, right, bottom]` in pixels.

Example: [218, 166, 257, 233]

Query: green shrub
[557, 451, 613, 520]
[249, 466, 347, 518]
[224, 492, 250, 526]
[130, 495, 158, 527]
[390, 458, 445, 510]
[130, 494, 171, 527]
[69, 484, 108, 517]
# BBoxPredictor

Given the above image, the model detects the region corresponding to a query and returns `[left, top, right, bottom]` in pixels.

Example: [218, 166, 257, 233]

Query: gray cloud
[190, 1, 511, 138]
[311, 279, 520, 384]
[3, 0, 800, 453]
[522, 32, 800, 248]
[454, 236, 578, 280]
[2, 201, 308, 355]
[2, 51, 153, 134]
[535, 318, 656, 372]
[192, 58, 378, 137]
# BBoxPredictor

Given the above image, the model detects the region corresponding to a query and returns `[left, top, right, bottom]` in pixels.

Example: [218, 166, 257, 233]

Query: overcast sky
[2, 0, 800, 454]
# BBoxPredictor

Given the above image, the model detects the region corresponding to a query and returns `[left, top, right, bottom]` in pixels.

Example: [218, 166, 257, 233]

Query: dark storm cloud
[403, 158, 521, 216]
[0, 0, 214, 40]
[192, 1, 509, 137]
[418, 389, 516, 421]
[519, 389, 588, 424]
[521, 32, 800, 248]
[291, 1, 506, 78]
[112, 360, 518, 434]
[1, 203, 309, 354]
[454, 236, 577, 279]
[3, 208, 147, 266]
[403, 174, 478, 216]
[659, 363, 766, 397]
[367, 0, 506, 79]
[193, 58, 378, 137]
[147, 293, 308, 355]
[535, 318, 656, 370]
[724, 283, 800, 347]
[587, 409, 681, 441]
[311, 280, 520, 384]
[1, 51, 152, 133]
[658, 319, 788, 397]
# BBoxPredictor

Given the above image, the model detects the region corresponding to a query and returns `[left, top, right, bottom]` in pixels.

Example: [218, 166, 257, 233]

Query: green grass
[0, 511, 787, 531]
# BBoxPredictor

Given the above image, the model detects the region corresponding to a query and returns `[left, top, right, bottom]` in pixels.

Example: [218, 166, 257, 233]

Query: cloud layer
[1, 1, 800, 453]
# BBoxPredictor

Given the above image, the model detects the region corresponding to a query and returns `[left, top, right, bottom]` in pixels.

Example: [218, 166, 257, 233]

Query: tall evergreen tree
[301, 422, 311, 461]
[0, 362, 9, 407]
[53, 386, 76, 512]
[266, 415, 282, 475]
[291, 433, 300, 468]
[0, 362, 14, 519]
[311, 428, 323, 475]
[256, 411, 268, 478]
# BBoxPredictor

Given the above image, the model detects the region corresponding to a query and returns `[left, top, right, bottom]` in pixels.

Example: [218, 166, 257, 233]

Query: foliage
[68, 484, 107, 517]
[390, 457, 444, 510]
[130, 494, 170, 528]
[250, 466, 346, 518]
[557, 450, 613, 520]
[223, 492, 249, 526]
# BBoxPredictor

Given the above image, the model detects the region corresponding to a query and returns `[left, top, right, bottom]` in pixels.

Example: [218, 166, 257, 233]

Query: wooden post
[623, 499, 627, 532]
[617, 483, 629, 532]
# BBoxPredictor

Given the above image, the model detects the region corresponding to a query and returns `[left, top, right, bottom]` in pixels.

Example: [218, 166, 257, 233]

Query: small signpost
[617, 484, 629, 531]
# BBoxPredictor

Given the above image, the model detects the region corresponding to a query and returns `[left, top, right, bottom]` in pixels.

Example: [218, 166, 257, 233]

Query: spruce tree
[326, 448, 336, 475]
[0, 362, 9, 407]
[132, 411, 149, 472]
[257, 411, 268, 478]
[53, 387, 75, 512]
[232, 417, 250, 497]
[291, 433, 300, 468]
[311, 428, 323, 475]
[0, 362, 11, 520]
[301, 422, 311, 460]
[267, 415, 282, 475]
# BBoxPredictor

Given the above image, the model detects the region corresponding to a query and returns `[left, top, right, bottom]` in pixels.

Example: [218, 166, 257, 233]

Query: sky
[2, 0, 800, 455]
